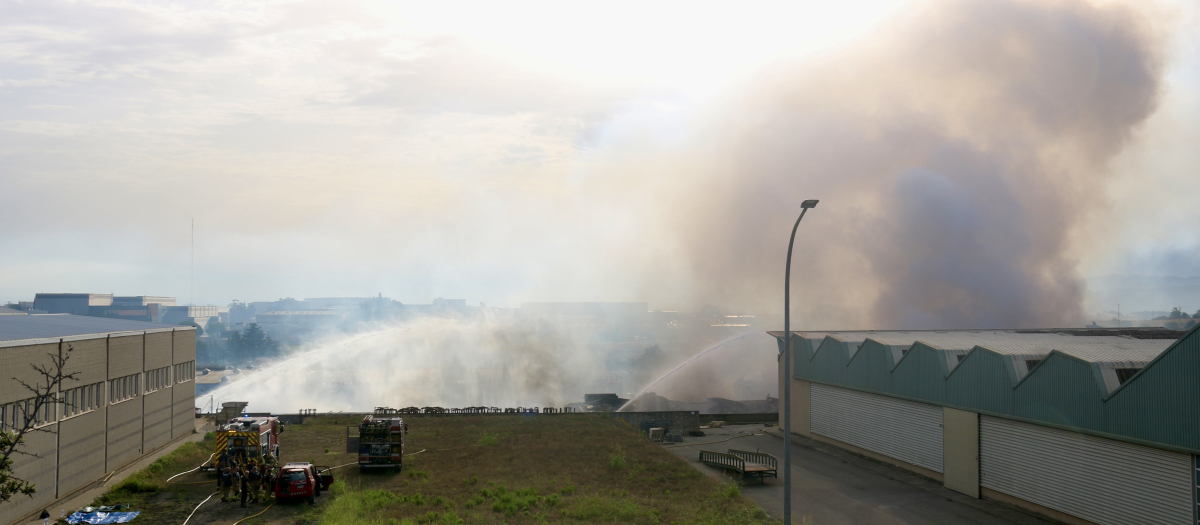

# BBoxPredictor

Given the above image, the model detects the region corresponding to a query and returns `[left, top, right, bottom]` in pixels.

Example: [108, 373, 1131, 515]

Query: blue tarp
[65, 511, 140, 524]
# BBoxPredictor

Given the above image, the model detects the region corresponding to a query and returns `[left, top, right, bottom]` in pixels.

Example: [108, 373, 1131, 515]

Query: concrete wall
[105, 398, 142, 469]
[107, 335, 142, 379]
[172, 380, 193, 438]
[0, 425, 57, 524]
[61, 337, 107, 389]
[144, 332, 172, 371]
[0, 328, 198, 525]
[942, 407, 980, 498]
[57, 409, 106, 496]
[0, 342, 58, 402]
[142, 389, 172, 451]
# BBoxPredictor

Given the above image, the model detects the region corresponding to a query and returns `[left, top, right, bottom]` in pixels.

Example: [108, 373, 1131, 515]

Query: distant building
[32, 293, 114, 315]
[0, 306, 24, 316]
[254, 309, 344, 341]
[159, 305, 219, 329]
[773, 327, 1196, 525]
[0, 315, 196, 525]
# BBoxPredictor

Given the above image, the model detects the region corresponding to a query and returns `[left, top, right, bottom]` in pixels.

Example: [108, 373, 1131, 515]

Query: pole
[191, 219, 194, 306]
[783, 200, 816, 524]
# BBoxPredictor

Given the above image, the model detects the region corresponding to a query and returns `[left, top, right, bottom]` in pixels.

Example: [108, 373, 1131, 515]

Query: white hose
[167, 453, 215, 482]
[181, 491, 218, 525]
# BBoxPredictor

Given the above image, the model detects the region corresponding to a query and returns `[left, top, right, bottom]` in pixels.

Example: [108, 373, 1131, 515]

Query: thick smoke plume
[597, 0, 1164, 329]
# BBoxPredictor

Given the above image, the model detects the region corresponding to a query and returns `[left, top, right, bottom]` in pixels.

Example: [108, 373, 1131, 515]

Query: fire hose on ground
[180, 491, 218, 525]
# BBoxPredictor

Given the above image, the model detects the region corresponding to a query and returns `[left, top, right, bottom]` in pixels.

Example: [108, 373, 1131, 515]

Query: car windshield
[285, 471, 306, 481]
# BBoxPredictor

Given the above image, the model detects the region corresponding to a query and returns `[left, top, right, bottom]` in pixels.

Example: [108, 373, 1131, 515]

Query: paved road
[664, 425, 1052, 525]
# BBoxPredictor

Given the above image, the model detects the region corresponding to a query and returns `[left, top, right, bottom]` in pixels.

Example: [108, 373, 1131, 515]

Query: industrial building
[772, 327, 1199, 525]
[0, 315, 197, 525]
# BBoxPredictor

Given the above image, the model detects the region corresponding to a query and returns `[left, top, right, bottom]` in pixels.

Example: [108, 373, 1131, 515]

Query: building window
[174, 361, 195, 383]
[145, 366, 171, 393]
[62, 382, 105, 418]
[1115, 368, 1141, 384]
[110, 373, 141, 404]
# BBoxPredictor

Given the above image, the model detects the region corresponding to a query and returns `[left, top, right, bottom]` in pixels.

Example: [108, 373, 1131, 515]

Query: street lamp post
[783, 199, 818, 525]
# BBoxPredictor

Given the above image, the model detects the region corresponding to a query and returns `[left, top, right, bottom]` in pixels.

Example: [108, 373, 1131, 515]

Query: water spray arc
[783, 198, 818, 525]
[616, 333, 756, 412]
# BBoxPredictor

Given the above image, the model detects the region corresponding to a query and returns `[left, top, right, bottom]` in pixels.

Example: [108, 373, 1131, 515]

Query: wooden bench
[698, 449, 778, 483]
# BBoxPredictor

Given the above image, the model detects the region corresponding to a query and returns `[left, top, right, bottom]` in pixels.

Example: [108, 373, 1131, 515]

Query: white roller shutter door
[980, 415, 1193, 525]
[810, 383, 944, 473]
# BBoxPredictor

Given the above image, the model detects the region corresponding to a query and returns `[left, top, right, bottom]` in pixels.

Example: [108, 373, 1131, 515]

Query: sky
[3, 0, 1199, 326]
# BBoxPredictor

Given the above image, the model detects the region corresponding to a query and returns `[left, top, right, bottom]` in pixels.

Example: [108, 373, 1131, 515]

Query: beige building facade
[0, 315, 196, 525]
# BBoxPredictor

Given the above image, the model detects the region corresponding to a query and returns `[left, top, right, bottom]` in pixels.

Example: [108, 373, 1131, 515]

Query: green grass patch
[478, 433, 499, 446]
[564, 495, 658, 523]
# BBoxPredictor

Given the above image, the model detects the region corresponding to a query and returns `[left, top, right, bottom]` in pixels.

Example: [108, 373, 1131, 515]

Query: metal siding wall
[810, 383, 944, 472]
[57, 410, 106, 496]
[980, 416, 1192, 525]
[142, 389, 172, 451]
[106, 399, 142, 468]
[792, 328, 1200, 454]
[0, 424, 57, 525]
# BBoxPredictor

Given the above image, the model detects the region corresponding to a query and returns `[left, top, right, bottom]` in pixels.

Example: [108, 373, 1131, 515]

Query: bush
[113, 475, 158, 494]
[609, 451, 626, 469]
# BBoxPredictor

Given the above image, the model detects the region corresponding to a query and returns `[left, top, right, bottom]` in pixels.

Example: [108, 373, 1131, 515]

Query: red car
[275, 462, 333, 504]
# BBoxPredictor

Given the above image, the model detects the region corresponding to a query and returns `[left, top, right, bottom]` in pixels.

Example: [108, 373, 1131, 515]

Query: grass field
[81, 414, 776, 524]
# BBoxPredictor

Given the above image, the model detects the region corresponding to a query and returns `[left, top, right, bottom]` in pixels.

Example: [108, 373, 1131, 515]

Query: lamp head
[801, 199, 819, 209]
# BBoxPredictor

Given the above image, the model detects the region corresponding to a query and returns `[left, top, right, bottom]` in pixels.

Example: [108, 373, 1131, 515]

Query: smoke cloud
[597, 0, 1165, 329]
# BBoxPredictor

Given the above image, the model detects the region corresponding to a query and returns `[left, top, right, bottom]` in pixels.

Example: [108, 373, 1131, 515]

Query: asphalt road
[664, 424, 1054, 525]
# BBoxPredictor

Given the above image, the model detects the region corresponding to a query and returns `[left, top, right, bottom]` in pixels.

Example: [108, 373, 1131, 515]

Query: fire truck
[357, 416, 405, 471]
[209, 415, 282, 472]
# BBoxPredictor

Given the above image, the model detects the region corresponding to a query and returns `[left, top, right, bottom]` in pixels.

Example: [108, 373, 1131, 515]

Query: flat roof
[0, 314, 193, 344]
[768, 328, 1178, 364]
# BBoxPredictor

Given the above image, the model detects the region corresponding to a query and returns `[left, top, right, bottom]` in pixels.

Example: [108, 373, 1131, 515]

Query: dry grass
[83, 414, 775, 524]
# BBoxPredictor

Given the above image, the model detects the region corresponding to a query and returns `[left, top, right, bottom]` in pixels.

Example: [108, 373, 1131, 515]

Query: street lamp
[783, 198, 818, 524]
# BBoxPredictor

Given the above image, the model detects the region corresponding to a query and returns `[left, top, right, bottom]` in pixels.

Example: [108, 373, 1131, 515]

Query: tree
[1169, 307, 1188, 319]
[1, 344, 77, 504]
[228, 323, 279, 356]
[1193, 310, 1200, 319]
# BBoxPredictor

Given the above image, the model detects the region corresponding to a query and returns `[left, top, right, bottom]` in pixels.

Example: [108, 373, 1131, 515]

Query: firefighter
[247, 462, 262, 503]
[239, 464, 250, 508]
[259, 463, 273, 498]
[219, 465, 234, 502]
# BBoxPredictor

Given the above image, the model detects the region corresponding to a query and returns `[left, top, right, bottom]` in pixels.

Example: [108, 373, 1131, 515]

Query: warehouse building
[0, 315, 197, 525]
[772, 327, 1199, 525]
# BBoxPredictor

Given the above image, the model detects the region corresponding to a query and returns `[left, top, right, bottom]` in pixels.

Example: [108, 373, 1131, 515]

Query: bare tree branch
[0, 343, 77, 503]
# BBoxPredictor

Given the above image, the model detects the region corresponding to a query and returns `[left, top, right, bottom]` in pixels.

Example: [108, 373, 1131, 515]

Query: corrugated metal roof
[769, 326, 1200, 454]
[0, 305, 26, 316]
[0, 314, 191, 343]
[776, 329, 1174, 364]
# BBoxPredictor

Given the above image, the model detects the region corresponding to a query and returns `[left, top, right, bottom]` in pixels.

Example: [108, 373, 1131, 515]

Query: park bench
[698, 449, 778, 483]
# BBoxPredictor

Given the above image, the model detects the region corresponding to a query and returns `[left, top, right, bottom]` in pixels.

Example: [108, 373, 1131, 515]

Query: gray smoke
[620, 0, 1164, 329]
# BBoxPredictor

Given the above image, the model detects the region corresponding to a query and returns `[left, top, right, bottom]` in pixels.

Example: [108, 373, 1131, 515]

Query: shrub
[609, 451, 626, 469]
[113, 476, 158, 494]
[723, 484, 740, 500]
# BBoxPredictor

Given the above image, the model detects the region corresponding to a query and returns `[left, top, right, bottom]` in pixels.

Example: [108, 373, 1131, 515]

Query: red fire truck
[357, 416, 406, 471]
[210, 415, 282, 472]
